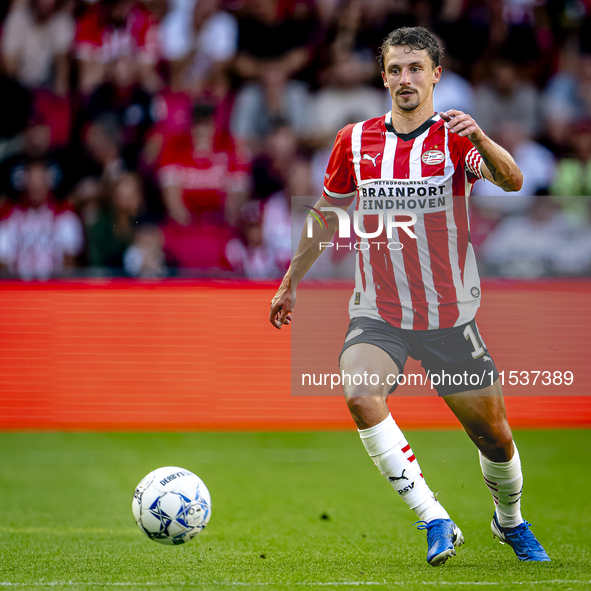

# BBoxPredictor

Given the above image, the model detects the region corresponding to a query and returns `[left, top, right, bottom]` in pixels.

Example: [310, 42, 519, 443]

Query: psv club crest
[421, 150, 445, 165]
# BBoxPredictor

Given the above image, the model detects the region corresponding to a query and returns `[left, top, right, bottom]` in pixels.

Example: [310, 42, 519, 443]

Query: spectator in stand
[74, 0, 161, 96]
[550, 122, 591, 221]
[480, 195, 571, 278]
[123, 216, 167, 277]
[0, 159, 84, 280]
[231, 0, 315, 143]
[86, 55, 153, 168]
[77, 116, 129, 185]
[226, 200, 280, 278]
[471, 123, 556, 216]
[261, 154, 355, 278]
[0, 114, 74, 206]
[87, 172, 142, 269]
[159, 0, 238, 95]
[251, 117, 297, 200]
[136, 90, 194, 211]
[72, 116, 130, 228]
[1, 0, 74, 96]
[552, 200, 591, 275]
[439, 0, 541, 74]
[309, 0, 384, 145]
[541, 52, 591, 147]
[432, 52, 475, 116]
[158, 102, 248, 226]
[158, 102, 248, 271]
[474, 60, 539, 138]
[262, 156, 313, 272]
[0, 74, 31, 144]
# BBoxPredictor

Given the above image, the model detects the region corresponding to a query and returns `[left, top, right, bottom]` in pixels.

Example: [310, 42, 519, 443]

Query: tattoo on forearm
[480, 153, 501, 183]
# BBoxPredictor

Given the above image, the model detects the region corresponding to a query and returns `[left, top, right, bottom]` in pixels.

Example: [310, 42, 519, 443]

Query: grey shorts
[339, 316, 499, 396]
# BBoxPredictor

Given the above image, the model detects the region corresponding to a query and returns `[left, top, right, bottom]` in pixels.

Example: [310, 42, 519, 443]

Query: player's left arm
[439, 109, 523, 192]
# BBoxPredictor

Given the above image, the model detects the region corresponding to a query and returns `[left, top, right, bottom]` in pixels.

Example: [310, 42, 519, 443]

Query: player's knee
[343, 377, 388, 403]
[345, 393, 387, 423]
[477, 425, 514, 462]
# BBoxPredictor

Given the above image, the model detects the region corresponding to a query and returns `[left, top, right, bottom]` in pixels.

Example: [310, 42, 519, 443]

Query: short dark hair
[379, 27, 443, 72]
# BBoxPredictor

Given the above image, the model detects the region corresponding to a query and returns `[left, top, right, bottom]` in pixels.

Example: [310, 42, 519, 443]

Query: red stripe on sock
[407, 454, 416, 463]
[401, 444, 411, 453]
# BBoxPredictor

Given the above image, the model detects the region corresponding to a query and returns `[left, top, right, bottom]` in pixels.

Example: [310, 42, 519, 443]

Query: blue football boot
[415, 519, 465, 566]
[491, 513, 550, 561]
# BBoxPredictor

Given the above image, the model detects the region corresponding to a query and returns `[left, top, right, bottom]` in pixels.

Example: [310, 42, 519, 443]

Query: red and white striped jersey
[323, 112, 484, 330]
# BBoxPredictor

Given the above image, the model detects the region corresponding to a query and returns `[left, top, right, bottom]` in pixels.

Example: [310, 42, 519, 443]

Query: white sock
[479, 443, 524, 528]
[359, 414, 450, 523]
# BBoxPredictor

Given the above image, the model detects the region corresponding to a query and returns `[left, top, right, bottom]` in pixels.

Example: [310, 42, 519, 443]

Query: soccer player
[269, 27, 550, 565]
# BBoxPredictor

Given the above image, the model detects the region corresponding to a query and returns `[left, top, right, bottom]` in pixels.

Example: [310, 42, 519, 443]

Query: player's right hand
[269, 281, 295, 329]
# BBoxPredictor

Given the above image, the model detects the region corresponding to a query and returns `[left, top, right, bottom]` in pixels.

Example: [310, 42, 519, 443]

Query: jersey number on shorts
[464, 325, 485, 359]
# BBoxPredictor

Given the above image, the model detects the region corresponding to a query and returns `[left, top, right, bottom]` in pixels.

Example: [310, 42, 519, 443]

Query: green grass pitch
[0, 430, 590, 590]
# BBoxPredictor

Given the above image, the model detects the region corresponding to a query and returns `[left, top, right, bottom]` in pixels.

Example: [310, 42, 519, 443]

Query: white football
[132, 466, 211, 545]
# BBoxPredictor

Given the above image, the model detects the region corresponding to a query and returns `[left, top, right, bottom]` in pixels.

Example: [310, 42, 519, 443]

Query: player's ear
[432, 65, 442, 86]
[382, 70, 388, 88]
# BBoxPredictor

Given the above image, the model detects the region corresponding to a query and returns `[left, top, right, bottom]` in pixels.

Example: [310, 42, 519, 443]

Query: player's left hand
[439, 110, 483, 141]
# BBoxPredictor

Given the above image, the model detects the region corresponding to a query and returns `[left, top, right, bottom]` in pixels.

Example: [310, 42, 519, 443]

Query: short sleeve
[323, 125, 356, 206]
[465, 145, 484, 183]
[451, 131, 485, 184]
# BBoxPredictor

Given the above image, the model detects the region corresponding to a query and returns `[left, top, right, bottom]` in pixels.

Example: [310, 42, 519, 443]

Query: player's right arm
[269, 124, 356, 329]
[270, 124, 356, 329]
[269, 196, 347, 329]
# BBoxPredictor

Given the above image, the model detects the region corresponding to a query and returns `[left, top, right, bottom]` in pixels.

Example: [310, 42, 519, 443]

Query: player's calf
[358, 413, 455, 525]
[357, 413, 464, 566]
[444, 384, 514, 463]
[479, 442, 524, 528]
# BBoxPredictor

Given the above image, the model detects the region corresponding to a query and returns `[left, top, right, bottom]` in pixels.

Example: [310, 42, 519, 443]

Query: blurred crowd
[0, 0, 590, 280]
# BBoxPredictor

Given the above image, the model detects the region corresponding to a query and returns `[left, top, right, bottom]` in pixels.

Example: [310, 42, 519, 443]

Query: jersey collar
[384, 111, 441, 141]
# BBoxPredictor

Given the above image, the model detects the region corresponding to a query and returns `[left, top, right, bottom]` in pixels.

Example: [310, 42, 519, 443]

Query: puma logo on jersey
[483, 356, 492, 363]
[362, 153, 380, 166]
[388, 469, 409, 482]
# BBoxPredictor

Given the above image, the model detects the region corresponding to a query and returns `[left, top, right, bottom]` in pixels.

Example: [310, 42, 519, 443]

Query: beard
[395, 90, 420, 111]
